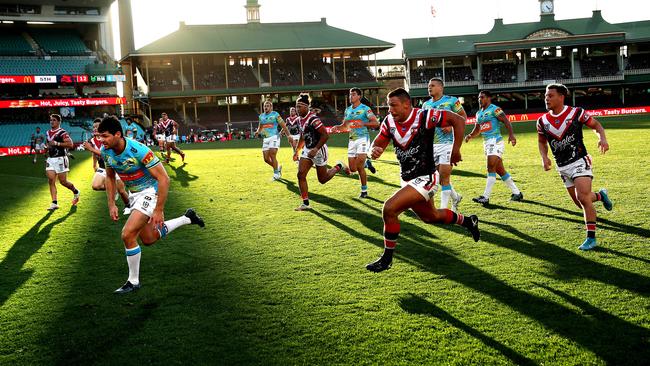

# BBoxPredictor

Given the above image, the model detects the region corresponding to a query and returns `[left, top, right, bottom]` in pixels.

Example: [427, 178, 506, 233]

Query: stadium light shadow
[398, 293, 536, 366]
[0, 207, 76, 307]
[167, 162, 199, 188]
[278, 179, 650, 364]
[479, 219, 650, 295]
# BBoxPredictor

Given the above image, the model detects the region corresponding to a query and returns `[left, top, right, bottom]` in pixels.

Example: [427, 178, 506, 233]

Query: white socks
[125, 246, 141, 285]
[483, 173, 497, 198]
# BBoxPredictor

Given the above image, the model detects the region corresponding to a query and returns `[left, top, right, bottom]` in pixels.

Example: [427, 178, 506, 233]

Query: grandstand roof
[404, 11, 650, 58]
[125, 19, 394, 58]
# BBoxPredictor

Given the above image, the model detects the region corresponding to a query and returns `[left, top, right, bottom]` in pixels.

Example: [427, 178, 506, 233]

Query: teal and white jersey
[101, 138, 161, 192]
[258, 111, 282, 138]
[344, 103, 375, 140]
[421, 95, 464, 144]
[476, 104, 506, 142]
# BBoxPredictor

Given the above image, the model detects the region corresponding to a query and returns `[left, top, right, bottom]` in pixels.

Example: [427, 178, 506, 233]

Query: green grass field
[1, 115, 649, 365]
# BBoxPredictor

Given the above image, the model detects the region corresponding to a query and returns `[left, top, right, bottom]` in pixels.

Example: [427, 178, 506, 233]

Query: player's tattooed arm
[366, 112, 380, 130]
[370, 133, 390, 160]
[442, 110, 466, 165]
[278, 120, 291, 141]
[464, 122, 481, 143]
[105, 167, 119, 220]
[497, 113, 517, 146]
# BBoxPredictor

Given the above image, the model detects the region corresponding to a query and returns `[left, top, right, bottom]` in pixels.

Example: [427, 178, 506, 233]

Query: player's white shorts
[262, 135, 281, 151]
[300, 145, 328, 167]
[129, 187, 158, 217]
[347, 137, 370, 157]
[45, 156, 69, 174]
[156, 134, 165, 142]
[557, 155, 593, 188]
[401, 171, 440, 201]
[290, 134, 301, 143]
[483, 138, 505, 158]
[434, 143, 453, 165]
[95, 168, 106, 178]
[93, 168, 121, 180]
[35, 143, 45, 151]
[165, 134, 177, 143]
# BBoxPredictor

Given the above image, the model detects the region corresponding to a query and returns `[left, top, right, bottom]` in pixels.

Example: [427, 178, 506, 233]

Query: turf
[0, 115, 648, 365]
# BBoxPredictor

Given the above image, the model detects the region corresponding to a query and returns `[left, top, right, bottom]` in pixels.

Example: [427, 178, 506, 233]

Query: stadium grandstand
[0, 0, 131, 153]
[402, 0, 650, 115]
[118, 0, 393, 134]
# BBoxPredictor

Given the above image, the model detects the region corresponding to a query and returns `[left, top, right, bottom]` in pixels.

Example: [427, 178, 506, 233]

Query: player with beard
[293, 94, 349, 211]
[366, 88, 480, 272]
[537, 84, 612, 251]
[98, 116, 205, 293]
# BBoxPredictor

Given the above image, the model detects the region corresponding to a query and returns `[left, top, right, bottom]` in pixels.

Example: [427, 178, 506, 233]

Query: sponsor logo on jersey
[142, 151, 155, 165]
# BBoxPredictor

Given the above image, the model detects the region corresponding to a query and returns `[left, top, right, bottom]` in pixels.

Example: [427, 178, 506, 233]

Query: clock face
[541, 0, 554, 13]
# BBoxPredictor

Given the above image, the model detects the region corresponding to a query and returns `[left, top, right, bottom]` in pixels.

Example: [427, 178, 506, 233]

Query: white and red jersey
[285, 115, 301, 135]
[537, 106, 592, 167]
[90, 136, 106, 169]
[379, 108, 449, 181]
[159, 119, 175, 136]
[299, 112, 324, 149]
[46, 128, 70, 158]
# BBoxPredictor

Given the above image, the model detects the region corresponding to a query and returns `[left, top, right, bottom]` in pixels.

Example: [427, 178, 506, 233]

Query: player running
[124, 117, 139, 141]
[98, 116, 205, 294]
[331, 88, 380, 198]
[45, 114, 80, 210]
[293, 94, 349, 211]
[160, 113, 185, 163]
[255, 100, 291, 180]
[465, 90, 523, 205]
[82, 118, 131, 215]
[285, 107, 301, 153]
[366, 88, 480, 273]
[421, 77, 465, 211]
[29, 126, 46, 163]
[537, 83, 612, 251]
[154, 120, 165, 152]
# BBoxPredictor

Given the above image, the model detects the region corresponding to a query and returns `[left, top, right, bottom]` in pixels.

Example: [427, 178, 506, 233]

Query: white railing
[410, 80, 478, 89]
[479, 75, 624, 89]
[624, 68, 650, 75]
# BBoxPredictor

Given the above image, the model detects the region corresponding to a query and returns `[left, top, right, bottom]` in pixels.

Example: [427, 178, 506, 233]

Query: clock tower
[539, 0, 554, 15]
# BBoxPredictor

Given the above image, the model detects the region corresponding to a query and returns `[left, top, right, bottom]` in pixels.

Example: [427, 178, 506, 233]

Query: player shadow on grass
[479, 219, 650, 295]
[0, 207, 76, 307]
[278, 178, 650, 364]
[399, 293, 536, 366]
[481, 200, 650, 239]
[336, 172, 401, 189]
[168, 162, 199, 188]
